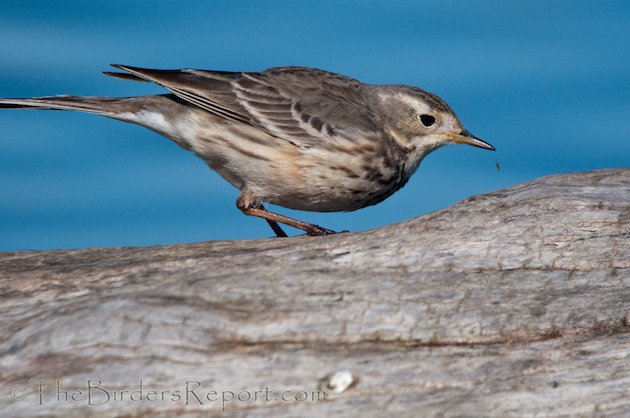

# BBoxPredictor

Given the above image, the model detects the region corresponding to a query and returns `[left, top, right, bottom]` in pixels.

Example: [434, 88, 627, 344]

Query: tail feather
[0, 94, 201, 151]
[0, 96, 125, 116]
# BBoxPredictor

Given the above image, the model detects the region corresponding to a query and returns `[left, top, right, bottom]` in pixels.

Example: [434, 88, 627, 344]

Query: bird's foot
[305, 225, 349, 236]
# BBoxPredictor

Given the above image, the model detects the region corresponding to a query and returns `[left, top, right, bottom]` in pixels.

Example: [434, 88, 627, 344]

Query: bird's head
[370, 85, 495, 157]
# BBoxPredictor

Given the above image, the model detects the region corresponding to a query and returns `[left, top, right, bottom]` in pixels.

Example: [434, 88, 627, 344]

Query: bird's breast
[265, 149, 410, 212]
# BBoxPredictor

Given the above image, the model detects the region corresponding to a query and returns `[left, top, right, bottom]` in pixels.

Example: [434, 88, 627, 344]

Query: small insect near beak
[449, 130, 495, 150]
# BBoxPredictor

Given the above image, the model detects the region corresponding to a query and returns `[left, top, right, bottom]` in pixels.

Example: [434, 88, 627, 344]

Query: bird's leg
[236, 192, 336, 237]
[243, 205, 337, 236]
[255, 203, 288, 238]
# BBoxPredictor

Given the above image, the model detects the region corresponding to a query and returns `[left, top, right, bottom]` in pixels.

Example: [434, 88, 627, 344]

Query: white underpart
[118, 111, 175, 135]
[118, 110, 203, 149]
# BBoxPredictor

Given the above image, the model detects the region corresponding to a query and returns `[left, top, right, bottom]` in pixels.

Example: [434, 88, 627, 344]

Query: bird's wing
[107, 65, 381, 147]
[108, 65, 251, 125]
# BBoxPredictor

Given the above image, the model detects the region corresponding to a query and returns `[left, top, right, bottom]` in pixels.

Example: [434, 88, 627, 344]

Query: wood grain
[1, 169, 628, 417]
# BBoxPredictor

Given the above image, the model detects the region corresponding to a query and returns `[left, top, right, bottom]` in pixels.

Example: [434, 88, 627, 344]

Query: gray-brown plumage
[0, 65, 494, 236]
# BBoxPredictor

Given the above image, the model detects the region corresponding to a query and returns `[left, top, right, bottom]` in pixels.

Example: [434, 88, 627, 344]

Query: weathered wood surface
[1, 169, 628, 417]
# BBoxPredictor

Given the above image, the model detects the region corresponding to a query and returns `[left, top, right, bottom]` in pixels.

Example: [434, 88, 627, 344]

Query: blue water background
[0, 0, 628, 250]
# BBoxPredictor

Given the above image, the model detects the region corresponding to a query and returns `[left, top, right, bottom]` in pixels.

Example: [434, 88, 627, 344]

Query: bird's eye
[419, 114, 436, 127]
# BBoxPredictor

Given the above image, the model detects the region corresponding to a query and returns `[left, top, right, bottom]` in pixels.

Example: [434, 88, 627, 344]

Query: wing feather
[109, 65, 382, 148]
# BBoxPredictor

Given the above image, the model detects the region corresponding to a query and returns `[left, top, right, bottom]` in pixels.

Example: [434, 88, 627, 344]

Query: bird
[0, 65, 495, 237]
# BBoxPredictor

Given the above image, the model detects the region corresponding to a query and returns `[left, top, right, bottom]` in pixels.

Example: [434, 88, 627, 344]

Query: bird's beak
[448, 130, 495, 151]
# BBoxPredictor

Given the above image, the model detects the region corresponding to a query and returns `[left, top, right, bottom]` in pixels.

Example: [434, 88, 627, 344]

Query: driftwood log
[1, 169, 628, 417]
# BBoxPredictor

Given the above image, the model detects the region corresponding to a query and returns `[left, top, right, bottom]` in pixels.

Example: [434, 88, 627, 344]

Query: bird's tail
[0, 95, 130, 117]
[0, 94, 200, 151]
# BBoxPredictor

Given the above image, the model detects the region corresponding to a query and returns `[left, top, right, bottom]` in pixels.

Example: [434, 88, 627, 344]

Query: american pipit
[0, 65, 494, 237]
